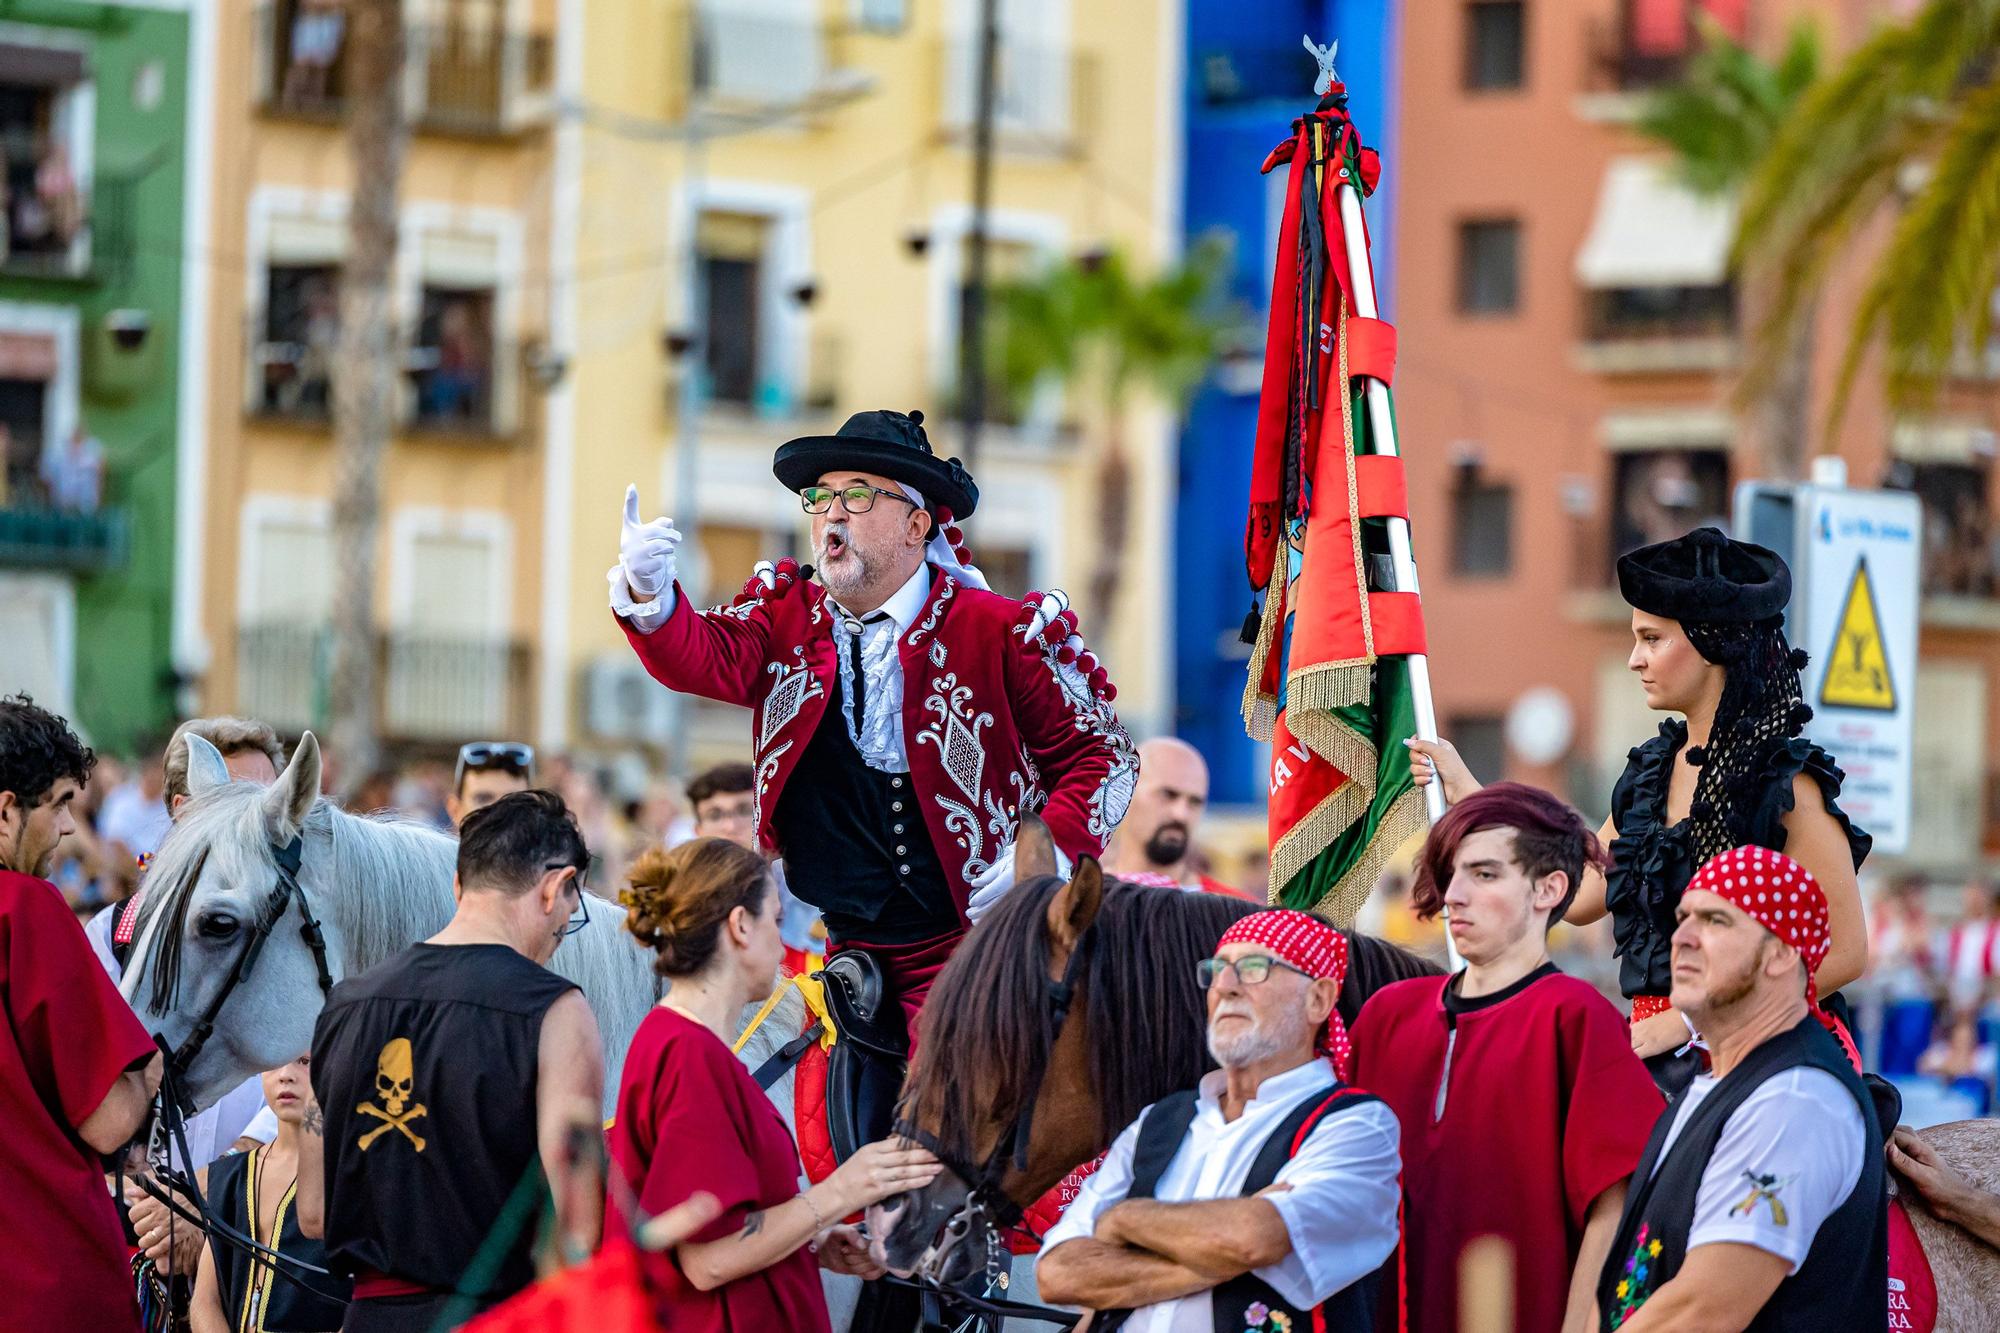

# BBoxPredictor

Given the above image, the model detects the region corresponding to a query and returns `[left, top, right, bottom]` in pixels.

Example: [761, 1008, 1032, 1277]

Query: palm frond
[1830, 75, 2000, 431]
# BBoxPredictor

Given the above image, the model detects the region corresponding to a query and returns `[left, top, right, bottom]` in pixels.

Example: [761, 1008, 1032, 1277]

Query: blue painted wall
[1174, 0, 1401, 805]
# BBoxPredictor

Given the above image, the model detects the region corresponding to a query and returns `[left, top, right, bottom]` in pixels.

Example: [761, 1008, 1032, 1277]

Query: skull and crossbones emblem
[357, 1037, 428, 1152]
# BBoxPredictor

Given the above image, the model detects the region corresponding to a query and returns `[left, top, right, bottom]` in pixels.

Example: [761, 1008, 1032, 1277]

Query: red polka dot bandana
[1215, 910, 1352, 1080]
[1686, 846, 1831, 1014]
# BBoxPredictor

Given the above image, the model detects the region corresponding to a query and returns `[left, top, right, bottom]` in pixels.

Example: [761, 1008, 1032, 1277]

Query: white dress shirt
[826, 564, 931, 773]
[1040, 1059, 1403, 1331]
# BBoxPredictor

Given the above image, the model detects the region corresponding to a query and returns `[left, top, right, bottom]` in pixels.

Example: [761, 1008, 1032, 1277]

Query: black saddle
[818, 950, 910, 1164]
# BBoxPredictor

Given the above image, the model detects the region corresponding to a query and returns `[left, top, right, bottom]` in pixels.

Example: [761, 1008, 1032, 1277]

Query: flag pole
[1331, 182, 1446, 830]
[1309, 39, 1459, 967]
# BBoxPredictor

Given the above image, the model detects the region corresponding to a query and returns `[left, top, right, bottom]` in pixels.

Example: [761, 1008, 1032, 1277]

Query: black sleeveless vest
[207, 1148, 352, 1331]
[1596, 1018, 1887, 1332]
[1097, 1084, 1383, 1333]
[310, 943, 576, 1303]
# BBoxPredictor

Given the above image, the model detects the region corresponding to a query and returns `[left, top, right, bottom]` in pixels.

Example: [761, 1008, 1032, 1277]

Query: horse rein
[164, 833, 335, 1106]
[891, 921, 1098, 1311]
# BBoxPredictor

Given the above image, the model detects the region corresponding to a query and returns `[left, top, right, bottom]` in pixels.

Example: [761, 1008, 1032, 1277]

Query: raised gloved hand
[966, 838, 1074, 923]
[620, 484, 681, 601]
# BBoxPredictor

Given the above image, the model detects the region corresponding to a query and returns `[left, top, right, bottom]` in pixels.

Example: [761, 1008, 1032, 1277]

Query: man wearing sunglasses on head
[448, 740, 535, 828]
[1038, 910, 1402, 1331]
[608, 408, 1136, 1047]
[300, 789, 604, 1328]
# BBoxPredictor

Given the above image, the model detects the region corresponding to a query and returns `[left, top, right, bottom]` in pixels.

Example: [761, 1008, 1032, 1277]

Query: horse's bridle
[163, 833, 335, 1107]
[893, 920, 1097, 1296]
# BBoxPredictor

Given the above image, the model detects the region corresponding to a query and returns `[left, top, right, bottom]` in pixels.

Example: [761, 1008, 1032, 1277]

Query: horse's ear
[183, 733, 231, 798]
[1014, 811, 1057, 882]
[1045, 856, 1104, 953]
[263, 731, 322, 837]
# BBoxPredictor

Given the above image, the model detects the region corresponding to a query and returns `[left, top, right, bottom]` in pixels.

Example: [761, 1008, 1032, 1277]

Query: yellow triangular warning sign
[1820, 558, 1896, 712]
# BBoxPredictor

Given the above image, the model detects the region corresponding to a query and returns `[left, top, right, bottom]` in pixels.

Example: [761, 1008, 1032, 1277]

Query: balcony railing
[931, 37, 1100, 157]
[245, 312, 524, 440]
[236, 623, 532, 739]
[1584, 284, 1737, 344]
[0, 503, 129, 572]
[254, 2, 556, 137]
[0, 164, 139, 285]
[1584, 2, 1694, 94]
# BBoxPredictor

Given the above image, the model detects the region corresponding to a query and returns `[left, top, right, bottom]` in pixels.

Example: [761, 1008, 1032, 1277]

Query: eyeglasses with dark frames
[799, 484, 921, 516]
[546, 863, 591, 937]
[1195, 955, 1313, 989]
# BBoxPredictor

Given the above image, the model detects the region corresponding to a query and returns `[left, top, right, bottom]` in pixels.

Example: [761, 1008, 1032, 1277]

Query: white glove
[620, 484, 681, 601]
[966, 839, 1074, 923]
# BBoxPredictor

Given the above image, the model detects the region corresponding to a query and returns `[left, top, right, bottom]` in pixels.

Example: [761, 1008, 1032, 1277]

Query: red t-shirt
[0, 870, 155, 1333]
[607, 1006, 831, 1333]
[1350, 965, 1664, 1333]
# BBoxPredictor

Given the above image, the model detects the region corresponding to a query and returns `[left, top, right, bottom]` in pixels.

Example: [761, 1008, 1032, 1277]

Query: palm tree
[1737, 0, 2000, 438]
[327, 0, 410, 789]
[1637, 20, 1820, 476]
[982, 238, 1231, 632]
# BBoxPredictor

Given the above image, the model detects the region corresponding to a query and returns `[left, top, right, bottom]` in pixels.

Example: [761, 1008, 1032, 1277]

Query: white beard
[1207, 1005, 1312, 1069]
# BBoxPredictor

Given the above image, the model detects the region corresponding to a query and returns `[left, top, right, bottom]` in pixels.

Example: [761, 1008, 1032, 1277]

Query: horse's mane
[130, 785, 457, 1015]
[907, 875, 1259, 1165]
[1340, 931, 1444, 1025]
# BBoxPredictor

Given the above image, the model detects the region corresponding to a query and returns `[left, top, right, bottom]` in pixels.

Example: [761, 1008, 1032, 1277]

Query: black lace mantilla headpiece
[1620, 528, 1811, 863]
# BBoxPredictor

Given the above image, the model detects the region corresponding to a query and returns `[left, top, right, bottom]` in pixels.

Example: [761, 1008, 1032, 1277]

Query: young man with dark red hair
[1350, 783, 1663, 1333]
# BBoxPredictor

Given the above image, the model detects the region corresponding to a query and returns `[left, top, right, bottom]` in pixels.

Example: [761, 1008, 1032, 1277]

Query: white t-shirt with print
[1652, 1065, 1865, 1273]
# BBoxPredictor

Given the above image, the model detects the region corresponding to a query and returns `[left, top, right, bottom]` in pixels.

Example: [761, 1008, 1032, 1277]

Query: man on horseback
[1596, 846, 1887, 1331]
[1036, 909, 1401, 1331]
[610, 408, 1137, 1039]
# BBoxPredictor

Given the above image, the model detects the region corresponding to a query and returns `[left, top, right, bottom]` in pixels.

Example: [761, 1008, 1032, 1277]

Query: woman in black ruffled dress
[1411, 528, 1870, 1093]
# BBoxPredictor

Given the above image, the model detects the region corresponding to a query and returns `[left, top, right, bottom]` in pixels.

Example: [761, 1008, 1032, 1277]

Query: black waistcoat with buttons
[771, 666, 958, 944]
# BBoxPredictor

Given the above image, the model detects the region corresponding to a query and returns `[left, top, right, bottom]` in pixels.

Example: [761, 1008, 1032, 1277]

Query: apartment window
[0, 58, 87, 271]
[409, 285, 495, 429]
[260, 263, 339, 418]
[960, 235, 1039, 423]
[1451, 476, 1513, 576]
[0, 375, 44, 498]
[698, 211, 767, 406]
[1457, 219, 1519, 315]
[1886, 458, 1996, 597]
[1450, 713, 1507, 785]
[1465, 2, 1525, 91]
[1610, 448, 1730, 563]
[269, 0, 351, 112]
[1588, 283, 1735, 341]
[975, 543, 1033, 599]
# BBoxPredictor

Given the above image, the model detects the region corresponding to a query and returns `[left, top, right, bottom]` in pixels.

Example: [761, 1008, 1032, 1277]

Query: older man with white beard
[610, 408, 1135, 1047]
[1037, 910, 1401, 1333]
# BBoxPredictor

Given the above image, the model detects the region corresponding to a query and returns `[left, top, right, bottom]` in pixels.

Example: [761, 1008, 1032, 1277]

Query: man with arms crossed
[1038, 910, 1400, 1330]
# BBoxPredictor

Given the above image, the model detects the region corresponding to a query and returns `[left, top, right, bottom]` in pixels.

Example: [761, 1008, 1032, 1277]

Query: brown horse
[1893, 1118, 2000, 1333]
[870, 852, 1437, 1289]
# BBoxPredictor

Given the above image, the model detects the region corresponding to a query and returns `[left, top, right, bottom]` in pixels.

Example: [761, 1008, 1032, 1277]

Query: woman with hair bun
[1410, 528, 1871, 1094]
[610, 837, 943, 1331]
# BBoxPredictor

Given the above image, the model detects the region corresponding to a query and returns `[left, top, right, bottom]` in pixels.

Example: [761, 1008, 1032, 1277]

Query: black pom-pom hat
[1616, 526, 1791, 624]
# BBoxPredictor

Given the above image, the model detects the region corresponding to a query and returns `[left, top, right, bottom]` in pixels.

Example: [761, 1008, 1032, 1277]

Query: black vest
[1098, 1084, 1383, 1333]
[208, 1147, 353, 1331]
[310, 943, 576, 1302]
[1597, 1018, 1887, 1332]
[771, 664, 956, 944]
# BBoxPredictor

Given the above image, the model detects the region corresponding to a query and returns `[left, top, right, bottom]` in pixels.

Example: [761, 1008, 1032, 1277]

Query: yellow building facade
[191, 0, 1182, 770]
[192, 0, 562, 755]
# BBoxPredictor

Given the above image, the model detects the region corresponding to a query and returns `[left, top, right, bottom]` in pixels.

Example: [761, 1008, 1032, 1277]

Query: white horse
[118, 731, 662, 1115]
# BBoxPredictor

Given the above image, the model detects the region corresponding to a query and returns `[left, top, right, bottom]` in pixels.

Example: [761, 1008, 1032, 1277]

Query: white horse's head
[119, 731, 455, 1109]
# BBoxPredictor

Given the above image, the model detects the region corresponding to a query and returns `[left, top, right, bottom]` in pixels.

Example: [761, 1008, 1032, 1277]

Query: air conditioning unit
[583, 656, 676, 745]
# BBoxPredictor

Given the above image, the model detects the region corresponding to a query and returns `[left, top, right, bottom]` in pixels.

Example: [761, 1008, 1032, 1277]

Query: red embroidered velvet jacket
[619, 567, 1136, 910]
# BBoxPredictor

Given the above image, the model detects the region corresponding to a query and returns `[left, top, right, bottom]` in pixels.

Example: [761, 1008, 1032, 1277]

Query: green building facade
[0, 0, 191, 753]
